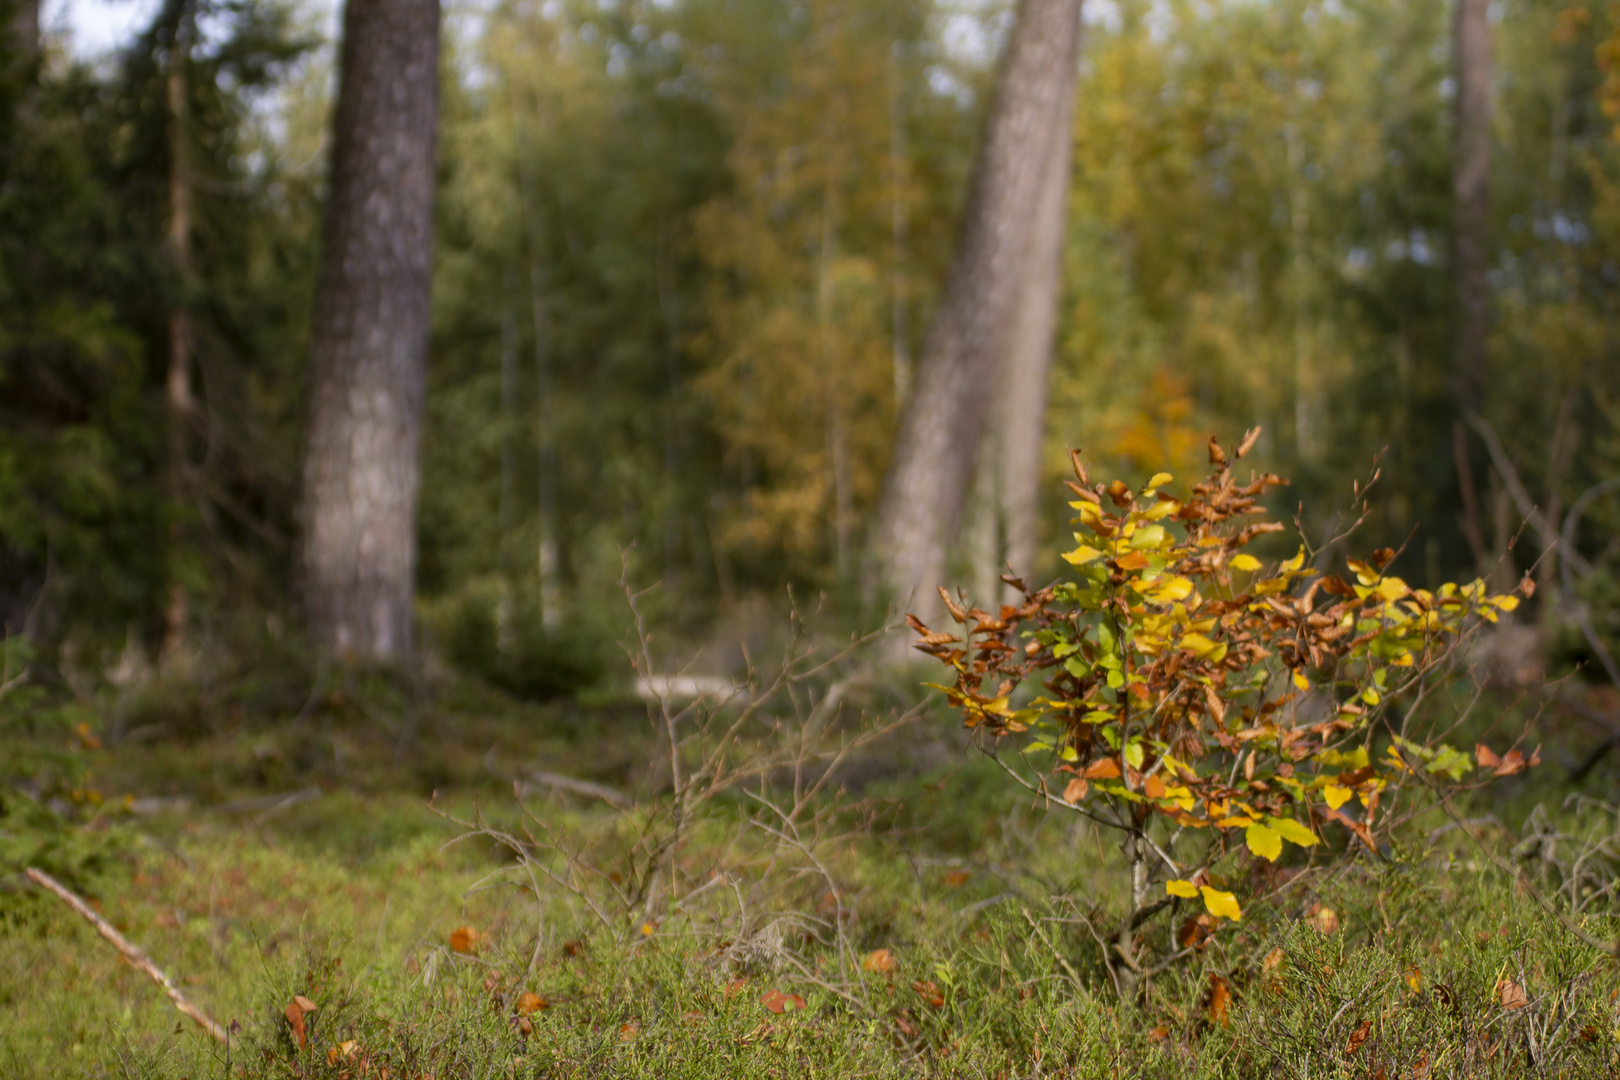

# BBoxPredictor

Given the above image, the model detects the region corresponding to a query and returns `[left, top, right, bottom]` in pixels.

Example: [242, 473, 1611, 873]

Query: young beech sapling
[910, 430, 1533, 995]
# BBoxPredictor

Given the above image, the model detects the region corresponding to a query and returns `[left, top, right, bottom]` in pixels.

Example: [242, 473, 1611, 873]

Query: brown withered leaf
[449, 926, 482, 954]
[284, 995, 317, 1050]
[1345, 1018, 1372, 1055]
[761, 988, 806, 1014]
[1519, 571, 1536, 598]
[1320, 575, 1357, 598]
[1235, 427, 1262, 458]
[911, 980, 945, 1008]
[561, 938, 586, 958]
[1178, 914, 1212, 951]
[1067, 447, 1090, 486]
[618, 1020, 642, 1040]
[1148, 1023, 1171, 1043]
[1082, 758, 1122, 780]
[515, 992, 548, 1015]
[1206, 974, 1232, 1026]
[1106, 479, 1134, 507]
[861, 948, 897, 974]
[1370, 547, 1396, 570]
[936, 587, 968, 623]
[1208, 437, 1228, 467]
[942, 869, 972, 888]
[1496, 979, 1528, 1010]
[913, 631, 961, 647]
[1487, 746, 1540, 776]
[1061, 777, 1089, 802]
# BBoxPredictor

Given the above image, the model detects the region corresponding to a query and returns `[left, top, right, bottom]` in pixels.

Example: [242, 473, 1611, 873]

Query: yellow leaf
[1144, 576, 1195, 604]
[1323, 784, 1352, 810]
[1166, 879, 1199, 898]
[1492, 595, 1520, 611]
[1148, 472, 1174, 488]
[1230, 553, 1261, 572]
[1374, 576, 1411, 601]
[1280, 547, 1306, 572]
[1063, 545, 1103, 565]
[1245, 822, 1283, 862]
[1362, 687, 1381, 706]
[1213, 815, 1255, 828]
[1201, 886, 1242, 922]
[1292, 670, 1311, 691]
[1267, 817, 1319, 847]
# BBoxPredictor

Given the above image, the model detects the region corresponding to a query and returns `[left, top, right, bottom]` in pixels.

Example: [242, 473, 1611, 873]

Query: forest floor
[4, 672, 1620, 1079]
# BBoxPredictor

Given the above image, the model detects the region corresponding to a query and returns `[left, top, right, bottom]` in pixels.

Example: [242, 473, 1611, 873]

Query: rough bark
[869, 0, 1083, 615]
[967, 64, 1077, 607]
[299, 0, 439, 662]
[1453, 0, 1491, 566]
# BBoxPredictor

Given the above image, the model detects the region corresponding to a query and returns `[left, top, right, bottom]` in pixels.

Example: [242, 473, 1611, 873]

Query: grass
[5, 665, 1620, 1078]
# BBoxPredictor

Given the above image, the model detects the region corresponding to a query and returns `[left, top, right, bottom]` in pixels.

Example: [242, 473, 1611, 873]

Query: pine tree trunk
[1453, 0, 1491, 567]
[299, 0, 439, 662]
[869, 0, 1083, 615]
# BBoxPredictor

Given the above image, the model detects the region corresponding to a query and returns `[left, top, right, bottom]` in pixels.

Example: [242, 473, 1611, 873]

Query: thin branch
[26, 867, 228, 1045]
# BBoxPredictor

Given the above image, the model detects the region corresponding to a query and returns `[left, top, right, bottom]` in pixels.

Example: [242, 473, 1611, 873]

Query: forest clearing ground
[4, 690, 1620, 1078]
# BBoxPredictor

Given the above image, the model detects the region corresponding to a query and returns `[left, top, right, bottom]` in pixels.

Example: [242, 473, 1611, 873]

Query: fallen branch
[521, 770, 633, 809]
[25, 866, 227, 1044]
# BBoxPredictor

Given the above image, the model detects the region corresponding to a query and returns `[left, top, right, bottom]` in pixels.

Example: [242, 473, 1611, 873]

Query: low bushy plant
[910, 431, 1536, 994]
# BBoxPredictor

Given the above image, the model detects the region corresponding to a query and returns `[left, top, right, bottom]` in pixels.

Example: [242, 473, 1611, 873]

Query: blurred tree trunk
[162, 14, 193, 665]
[299, 0, 439, 662]
[1452, 0, 1492, 569]
[869, 0, 1082, 616]
[8, 0, 37, 59]
[967, 59, 1077, 608]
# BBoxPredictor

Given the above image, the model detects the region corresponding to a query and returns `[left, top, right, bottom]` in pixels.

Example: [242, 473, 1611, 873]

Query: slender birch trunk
[869, 0, 1083, 617]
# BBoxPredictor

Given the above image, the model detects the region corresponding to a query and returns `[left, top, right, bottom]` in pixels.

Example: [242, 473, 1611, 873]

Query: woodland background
[7, 1, 1620, 1075]
[4, 0, 1619, 690]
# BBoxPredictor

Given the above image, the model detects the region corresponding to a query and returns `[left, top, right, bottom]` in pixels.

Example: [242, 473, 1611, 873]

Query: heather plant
[909, 430, 1535, 996]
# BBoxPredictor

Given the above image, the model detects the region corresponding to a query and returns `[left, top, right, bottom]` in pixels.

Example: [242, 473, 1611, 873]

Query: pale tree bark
[966, 60, 1077, 608]
[161, 15, 193, 666]
[869, 0, 1083, 616]
[1452, 0, 1492, 570]
[299, 0, 439, 662]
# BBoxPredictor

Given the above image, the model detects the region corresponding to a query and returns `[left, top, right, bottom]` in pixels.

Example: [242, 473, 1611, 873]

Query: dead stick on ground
[25, 866, 228, 1044]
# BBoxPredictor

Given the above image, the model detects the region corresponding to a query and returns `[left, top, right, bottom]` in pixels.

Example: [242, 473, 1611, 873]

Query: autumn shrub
[909, 430, 1536, 996]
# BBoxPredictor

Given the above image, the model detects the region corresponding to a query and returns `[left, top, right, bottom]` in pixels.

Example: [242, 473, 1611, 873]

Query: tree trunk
[1453, 0, 1491, 567]
[967, 62, 1077, 607]
[162, 14, 192, 666]
[299, 0, 439, 662]
[8, 0, 38, 61]
[869, 0, 1083, 615]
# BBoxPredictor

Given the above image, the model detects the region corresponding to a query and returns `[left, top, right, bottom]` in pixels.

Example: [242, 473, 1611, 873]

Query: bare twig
[521, 770, 632, 809]
[26, 867, 228, 1044]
